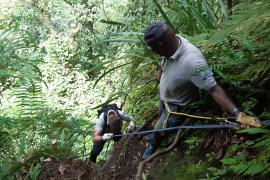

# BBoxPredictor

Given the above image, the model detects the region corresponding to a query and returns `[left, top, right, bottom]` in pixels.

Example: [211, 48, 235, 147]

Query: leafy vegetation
[0, 0, 269, 179]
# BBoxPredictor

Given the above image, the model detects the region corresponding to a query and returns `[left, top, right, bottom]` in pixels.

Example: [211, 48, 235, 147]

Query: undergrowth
[0, 0, 269, 179]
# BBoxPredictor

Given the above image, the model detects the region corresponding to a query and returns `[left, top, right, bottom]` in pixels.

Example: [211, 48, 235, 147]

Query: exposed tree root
[136, 118, 191, 180]
[136, 112, 158, 132]
[100, 137, 130, 173]
[113, 137, 131, 180]
[101, 136, 145, 180]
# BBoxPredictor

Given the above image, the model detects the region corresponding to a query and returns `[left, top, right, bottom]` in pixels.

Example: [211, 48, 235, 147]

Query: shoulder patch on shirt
[192, 66, 213, 80]
[199, 69, 213, 80]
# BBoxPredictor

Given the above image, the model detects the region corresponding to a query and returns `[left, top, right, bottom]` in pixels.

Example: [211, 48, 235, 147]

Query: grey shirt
[95, 110, 134, 131]
[160, 36, 217, 106]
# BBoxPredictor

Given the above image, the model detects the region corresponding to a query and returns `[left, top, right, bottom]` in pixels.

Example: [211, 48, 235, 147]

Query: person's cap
[107, 111, 119, 125]
[144, 21, 167, 45]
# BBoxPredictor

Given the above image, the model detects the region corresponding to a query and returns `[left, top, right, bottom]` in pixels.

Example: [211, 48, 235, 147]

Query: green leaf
[99, 19, 125, 26]
[112, 32, 144, 36]
[218, 0, 228, 19]
[152, 0, 176, 32]
[238, 128, 270, 134]
[93, 62, 132, 88]
[102, 38, 139, 43]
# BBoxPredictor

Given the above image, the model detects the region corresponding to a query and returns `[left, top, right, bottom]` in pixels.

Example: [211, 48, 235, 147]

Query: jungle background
[0, 0, 270, 179]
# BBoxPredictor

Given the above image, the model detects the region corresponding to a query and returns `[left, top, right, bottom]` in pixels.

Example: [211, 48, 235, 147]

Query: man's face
[148, 42, 167, 56]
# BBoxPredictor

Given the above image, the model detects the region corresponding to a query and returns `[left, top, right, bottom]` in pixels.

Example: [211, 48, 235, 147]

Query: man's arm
[188, 53, 261, 127]
[155, 68, 162, 82]
[119, 111, 136, 131]
[93, 113, 113, 142]
[93, 130, 113, 142]
[208, 85, 237, 115]
[208, 84, 261, 127]
[119, 111, 135, 122]
[93, 130, 103, 142]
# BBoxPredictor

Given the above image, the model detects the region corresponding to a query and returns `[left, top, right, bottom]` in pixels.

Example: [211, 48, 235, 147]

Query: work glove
[128, 121, 135, 131]
[102, 133, 113, 141]
[236, 112, 262, 128]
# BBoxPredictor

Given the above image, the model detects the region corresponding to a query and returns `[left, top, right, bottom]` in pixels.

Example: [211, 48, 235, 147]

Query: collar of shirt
[168, 36, 184, 61]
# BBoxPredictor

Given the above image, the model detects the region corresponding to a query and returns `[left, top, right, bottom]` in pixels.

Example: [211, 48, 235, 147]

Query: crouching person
[89, 104, 136, 163]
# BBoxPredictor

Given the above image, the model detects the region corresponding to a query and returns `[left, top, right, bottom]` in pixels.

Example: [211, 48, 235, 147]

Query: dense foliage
[0, 0, 269, 179]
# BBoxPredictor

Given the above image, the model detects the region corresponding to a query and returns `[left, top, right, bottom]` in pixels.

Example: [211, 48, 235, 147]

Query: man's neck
[166, 38, 181, 58]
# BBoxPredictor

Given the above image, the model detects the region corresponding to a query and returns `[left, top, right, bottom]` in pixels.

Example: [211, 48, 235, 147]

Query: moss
[148, 148, 206, 180]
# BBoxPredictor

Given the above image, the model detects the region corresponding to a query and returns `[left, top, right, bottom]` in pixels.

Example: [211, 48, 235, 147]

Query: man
[90, 104, 136, 163]
[142, 22, 261, 159]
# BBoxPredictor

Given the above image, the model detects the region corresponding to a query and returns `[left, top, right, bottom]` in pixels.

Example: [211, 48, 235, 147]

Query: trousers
[89, 126, 122, 163]
[146, 102, 184, 149]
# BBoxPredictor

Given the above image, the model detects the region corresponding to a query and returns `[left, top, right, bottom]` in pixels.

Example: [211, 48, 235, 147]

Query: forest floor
[38, 138, 146, 180]
[101, 138, 146, 180]
[38, 158, 99, 180]
[38, 127, 247, 180]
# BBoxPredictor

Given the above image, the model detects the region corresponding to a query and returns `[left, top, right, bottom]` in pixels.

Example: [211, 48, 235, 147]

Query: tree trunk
[227, 0, 233, 16]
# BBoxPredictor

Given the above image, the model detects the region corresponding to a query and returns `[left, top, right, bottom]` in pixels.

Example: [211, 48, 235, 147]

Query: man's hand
[128, 121, 135, 131]
[155, 69, 161, 82]
[236, 112, 262, 128]
[102, 133, 113, 141]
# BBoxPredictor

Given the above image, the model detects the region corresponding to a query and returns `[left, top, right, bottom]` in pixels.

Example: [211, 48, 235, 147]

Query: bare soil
[38, 159, 100, 180]
[38, 137, 145, 180]
[101, 137, 146, 180]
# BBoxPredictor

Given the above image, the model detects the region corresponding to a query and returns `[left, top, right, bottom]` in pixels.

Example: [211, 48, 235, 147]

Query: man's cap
[144, 21, 169, 45]
[107, 111, 122, 134]
[107, 110, 120, 125]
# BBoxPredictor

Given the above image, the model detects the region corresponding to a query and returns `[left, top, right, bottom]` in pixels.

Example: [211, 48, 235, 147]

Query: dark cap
[144, 21, 170, 45]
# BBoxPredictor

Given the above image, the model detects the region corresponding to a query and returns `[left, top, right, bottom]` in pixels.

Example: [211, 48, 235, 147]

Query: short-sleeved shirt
[160, 36, 217, 106]
[95, 110, 134, 131]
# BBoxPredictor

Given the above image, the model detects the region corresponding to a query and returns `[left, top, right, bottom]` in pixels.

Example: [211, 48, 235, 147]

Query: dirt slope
[37, 137, 145, 180]
[101, 137, 145, 180]
[38, 159, 100, 180]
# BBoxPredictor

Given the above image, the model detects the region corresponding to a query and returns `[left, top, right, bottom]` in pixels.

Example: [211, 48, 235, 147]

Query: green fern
[0, 28, 43, 92]
[218, 127, 270, 177]
[12, 80, 45, 118]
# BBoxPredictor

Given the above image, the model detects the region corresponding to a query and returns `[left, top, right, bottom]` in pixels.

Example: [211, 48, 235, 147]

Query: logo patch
[199, 69, 213, 80]
[192, 65, 213, 80]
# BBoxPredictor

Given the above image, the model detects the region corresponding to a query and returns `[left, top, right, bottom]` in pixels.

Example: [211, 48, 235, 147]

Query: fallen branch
[136, 118, 190, 180]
